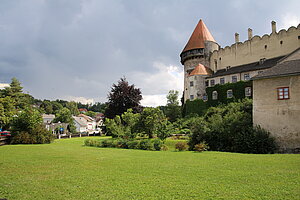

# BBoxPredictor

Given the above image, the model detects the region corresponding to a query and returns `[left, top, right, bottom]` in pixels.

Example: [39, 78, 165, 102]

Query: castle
[181, 19, 300, 102]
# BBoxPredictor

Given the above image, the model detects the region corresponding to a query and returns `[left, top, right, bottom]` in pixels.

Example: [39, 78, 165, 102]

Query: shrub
[127, 140, 140, 149]
[161, 144, 169, 151]
[116, 138, 128, 148]
[175, 141, 188, 151]
[139, 139, 154, 150]
[153, 139, 162, 151]
[194, 142, 209, 152]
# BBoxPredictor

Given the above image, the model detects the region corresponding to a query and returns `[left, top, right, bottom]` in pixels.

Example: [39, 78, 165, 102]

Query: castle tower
[180, 19, 219, 102]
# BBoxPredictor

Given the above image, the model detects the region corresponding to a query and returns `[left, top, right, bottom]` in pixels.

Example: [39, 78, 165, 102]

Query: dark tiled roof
[209, 56, 285, 78]
[252, 59, 300, 80]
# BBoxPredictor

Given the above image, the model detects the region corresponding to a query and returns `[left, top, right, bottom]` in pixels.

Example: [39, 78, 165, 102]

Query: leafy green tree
[164, 90, 181, 122]
[138, 107, 166, 138]
[40, 100, 53, 114]
[0, 96, 16, 130]
[85, 111, 96, 118]
[66, 101, 80, 116]
[105, 78, 142, 119]
[122, 109, 140, 138]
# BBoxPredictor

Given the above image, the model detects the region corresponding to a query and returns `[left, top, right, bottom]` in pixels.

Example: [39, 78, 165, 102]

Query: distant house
[73, 116, 87, 133]
[42, 114, 55, 124]
[78, 114, 97, 132]
[252, 48, 300, 152]
[79, 108, 88, 113]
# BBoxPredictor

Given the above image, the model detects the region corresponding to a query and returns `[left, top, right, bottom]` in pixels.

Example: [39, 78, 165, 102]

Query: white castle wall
[210, 24, 300, 72]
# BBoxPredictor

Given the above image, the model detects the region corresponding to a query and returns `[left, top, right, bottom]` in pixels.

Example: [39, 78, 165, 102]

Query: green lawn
[0, 137, 299, 200]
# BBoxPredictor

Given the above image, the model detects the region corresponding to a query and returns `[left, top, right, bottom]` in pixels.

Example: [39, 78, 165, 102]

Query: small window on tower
[205, 81, 209, 87]
[190, 95, 194, 100]
[277, 87, 289, 100]
[190, 81, 194, 87]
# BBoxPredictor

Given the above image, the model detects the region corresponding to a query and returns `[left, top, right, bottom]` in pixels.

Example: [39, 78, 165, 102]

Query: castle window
[227, 89, 233, 98]
[219, 57, 221, 60]
[205, 81, 209, 87]
[190, 95, 194, 100]
[245, 87, 252, 97]
[280, 40, 283, 45]
[232, 75, 237, 83]
[190, 81, 194, 87]
[298, 36, 300, 40]
[210, 79, 215, 87]
[214, 60, 218, 70]
[220, 77, 225, 85]
[259, 58, 266, 65]
[277, 87, 289, 100]
[212, 91, 218, 100]
[244, 73, 250, 81]
[264, 45, 267, 50]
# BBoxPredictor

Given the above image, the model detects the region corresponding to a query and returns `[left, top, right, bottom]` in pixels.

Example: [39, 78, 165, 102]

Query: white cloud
[280, 13, 300, 29]
[63, 96, 95, 104]
[129, 61, 183, 107]
[141, 94, 167, 107]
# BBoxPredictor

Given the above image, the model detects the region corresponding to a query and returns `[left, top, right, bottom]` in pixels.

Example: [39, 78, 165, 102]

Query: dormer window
[259, 58, 266, 65]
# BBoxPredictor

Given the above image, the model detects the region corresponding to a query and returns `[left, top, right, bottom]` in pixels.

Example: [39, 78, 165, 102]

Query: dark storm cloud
[0, 0, 299, 105]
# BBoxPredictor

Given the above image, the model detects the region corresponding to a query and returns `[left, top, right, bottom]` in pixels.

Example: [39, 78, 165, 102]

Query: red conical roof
[188, 63, 212, 76]
[182, 19, 216, 53]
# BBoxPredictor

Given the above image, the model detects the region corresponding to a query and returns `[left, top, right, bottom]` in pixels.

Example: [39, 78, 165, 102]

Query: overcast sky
[0, 0, 299, 106]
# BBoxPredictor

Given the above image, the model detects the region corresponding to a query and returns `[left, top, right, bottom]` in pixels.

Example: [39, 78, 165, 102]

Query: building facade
[181, 19, 300, 102]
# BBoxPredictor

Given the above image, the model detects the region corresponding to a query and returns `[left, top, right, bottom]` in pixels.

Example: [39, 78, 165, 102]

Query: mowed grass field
[0, 137, 299, 200]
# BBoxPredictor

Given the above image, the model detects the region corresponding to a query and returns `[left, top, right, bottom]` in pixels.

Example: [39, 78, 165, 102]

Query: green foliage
[85, 111, 96, 118]
[10, 107, 54, 144]
[182, 99, 207, 117]
[175, 141, 188, 151]
[0, 96, 16, 130]
[206, 81, 252, 107]
[153, 139, 162, 151]
[138, 107, 166, 138]
[164, 90, 181, 122]
[85, 138, 162, 151]
[188, 99, 277, 153]
[66, 101, 80, 116]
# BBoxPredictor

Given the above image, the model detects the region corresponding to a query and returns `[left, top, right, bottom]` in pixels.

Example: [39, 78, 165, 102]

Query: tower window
[264, 45, 267, 49]
[298, 36, 300, 40]
[227, 90, 233, 98]
[190, 81, 194, 87]
[277, 87, 289, 100]
[214, 60, 218, 70]
[232, 75, 237, 83]
[212, 91, 218, 100]
[190, 95, 194, 100]
[280, 40, 283, 45]
[210, 80, 215, 87]
[205, 81, 209, 87]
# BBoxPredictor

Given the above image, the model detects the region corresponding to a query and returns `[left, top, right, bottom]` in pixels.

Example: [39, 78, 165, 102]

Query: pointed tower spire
[182, 19, 216, 53]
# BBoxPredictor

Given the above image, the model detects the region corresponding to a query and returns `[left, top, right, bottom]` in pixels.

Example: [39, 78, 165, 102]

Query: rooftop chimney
[271, 21, 277, 34]
[248, 28, 253, 40]
[235, 33, 239, 43]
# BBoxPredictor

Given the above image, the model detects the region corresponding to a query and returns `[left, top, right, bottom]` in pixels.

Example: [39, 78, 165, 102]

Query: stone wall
[253, 75, 300, 152]
[210, 24, 300, 72]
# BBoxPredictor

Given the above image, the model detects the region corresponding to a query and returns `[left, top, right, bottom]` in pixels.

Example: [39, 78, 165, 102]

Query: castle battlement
[210, 22, 300, 72]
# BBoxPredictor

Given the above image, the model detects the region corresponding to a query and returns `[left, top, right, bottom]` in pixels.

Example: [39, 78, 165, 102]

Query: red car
[0, 131, 11, 136]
